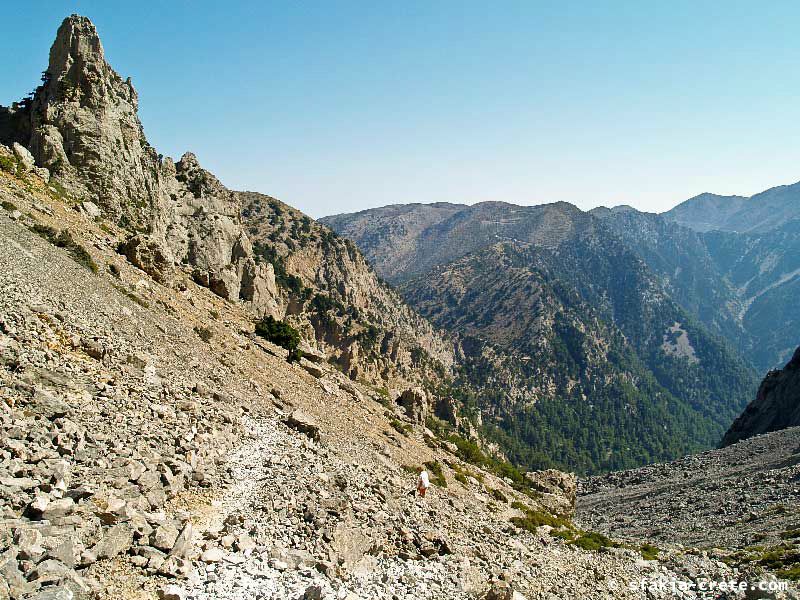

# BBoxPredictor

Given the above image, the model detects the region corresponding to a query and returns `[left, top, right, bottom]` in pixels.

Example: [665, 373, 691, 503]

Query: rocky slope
[0, 14, 457, 396]
[721, 347, 800, 447]
[6, 115, 800, 600]
[578, 426, 800, 555]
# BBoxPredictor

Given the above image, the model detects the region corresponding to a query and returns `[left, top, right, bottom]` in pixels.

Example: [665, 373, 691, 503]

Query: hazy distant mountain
[594, 205, 800, 371]
[664, 181, 800, 233]
[590, 206, 748, 350]
[323, 201, 596, 284]
[703, 219, 800, 369]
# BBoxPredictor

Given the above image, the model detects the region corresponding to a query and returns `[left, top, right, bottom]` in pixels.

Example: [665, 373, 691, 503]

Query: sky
[3, 1, 800, 219]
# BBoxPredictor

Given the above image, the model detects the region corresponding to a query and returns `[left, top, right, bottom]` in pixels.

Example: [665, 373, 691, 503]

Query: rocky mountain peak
[0, 15, 157, 230]
[175, 152, 230, 201]
[46, 15, 121, 97]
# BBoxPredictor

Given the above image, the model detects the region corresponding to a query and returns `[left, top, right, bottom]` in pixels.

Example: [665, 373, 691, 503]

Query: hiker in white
[417, 469, 430, 498]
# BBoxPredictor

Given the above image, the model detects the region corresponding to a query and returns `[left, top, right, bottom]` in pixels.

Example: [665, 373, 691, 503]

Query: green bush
[640, 543, 661, 560]
[390, 418, 411, 436]
[569, 532, 618, 552]
[1, 200, 17, 211]
[452, 463, 482, 485]
[444, 432, 535, 496]
[510, 508, 572, 533]
[781, 530, 800, 540]
[488, 488, 508, 503]
[0, 154, 17, 173]
[194, 326, 213, 343]
[255, 315, 302, 362]
[423, 460, 447, 488]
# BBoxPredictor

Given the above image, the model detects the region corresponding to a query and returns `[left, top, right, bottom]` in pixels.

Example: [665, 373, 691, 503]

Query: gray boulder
[12, 142, 34, 171]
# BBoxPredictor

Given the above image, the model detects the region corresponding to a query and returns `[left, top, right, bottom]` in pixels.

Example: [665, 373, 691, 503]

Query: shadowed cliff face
[721, 347, 800, 447]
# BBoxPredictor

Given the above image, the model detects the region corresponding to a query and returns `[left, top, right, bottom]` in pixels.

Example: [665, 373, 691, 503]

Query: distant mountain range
[665, 182, 800, 233]
[324, 186, 800, 373]
[322, 195, 800, 471]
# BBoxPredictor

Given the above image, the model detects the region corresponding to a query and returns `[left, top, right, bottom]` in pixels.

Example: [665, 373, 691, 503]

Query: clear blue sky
[4, 1, 800, 218]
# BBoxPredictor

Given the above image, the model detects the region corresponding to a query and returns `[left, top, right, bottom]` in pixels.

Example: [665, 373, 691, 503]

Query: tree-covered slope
[402, 241, 757, 474]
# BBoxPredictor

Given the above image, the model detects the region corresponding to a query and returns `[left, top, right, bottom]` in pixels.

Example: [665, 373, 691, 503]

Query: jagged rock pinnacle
[48, 15, 105, 80]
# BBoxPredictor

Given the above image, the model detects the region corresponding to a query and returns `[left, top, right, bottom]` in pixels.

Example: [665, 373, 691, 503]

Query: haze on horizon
[4, 1, 800, 219]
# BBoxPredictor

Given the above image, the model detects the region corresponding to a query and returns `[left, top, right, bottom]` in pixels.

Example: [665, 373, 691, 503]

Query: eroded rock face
[524, 469, 577, 516]
[0, 16, 281, 320]
[721, 346, 800, 447]
[1, 15, 165, 231]
[397, 387, 428, 425]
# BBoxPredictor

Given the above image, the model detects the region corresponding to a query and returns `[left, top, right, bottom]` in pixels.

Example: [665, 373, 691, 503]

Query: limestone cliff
[0, 15, 455, 393]
[239, 192, 454, 388]
[721, 347, 800, 446]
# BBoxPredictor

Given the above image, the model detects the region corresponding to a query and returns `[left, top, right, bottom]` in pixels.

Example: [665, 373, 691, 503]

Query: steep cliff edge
[0, 14, 455, 393]
[721, 347, 800, 446]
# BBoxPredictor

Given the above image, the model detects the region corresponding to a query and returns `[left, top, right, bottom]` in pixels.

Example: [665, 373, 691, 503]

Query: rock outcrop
[0, 15, 280, 320]
[524, 470, 577, 516]
[721, 346, 800, 447]
[0, 15, 163, 231]
[396, 387, 428, 425]
[0, 14, 456, 394]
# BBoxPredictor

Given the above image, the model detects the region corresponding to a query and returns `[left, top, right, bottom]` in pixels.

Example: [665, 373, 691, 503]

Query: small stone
[28, 559, 70, 584]
[41, 498, 75, 520]
[80, 201, 102, 219]
[200, 547, 223, 563]
[158, 585, 187, 600]
[169, 523, 194, 558]
[151, 523, 180, 551]
[25, 586, 74, 600]
[300, 361, 324, 378]
[91, 524, 133, 559]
